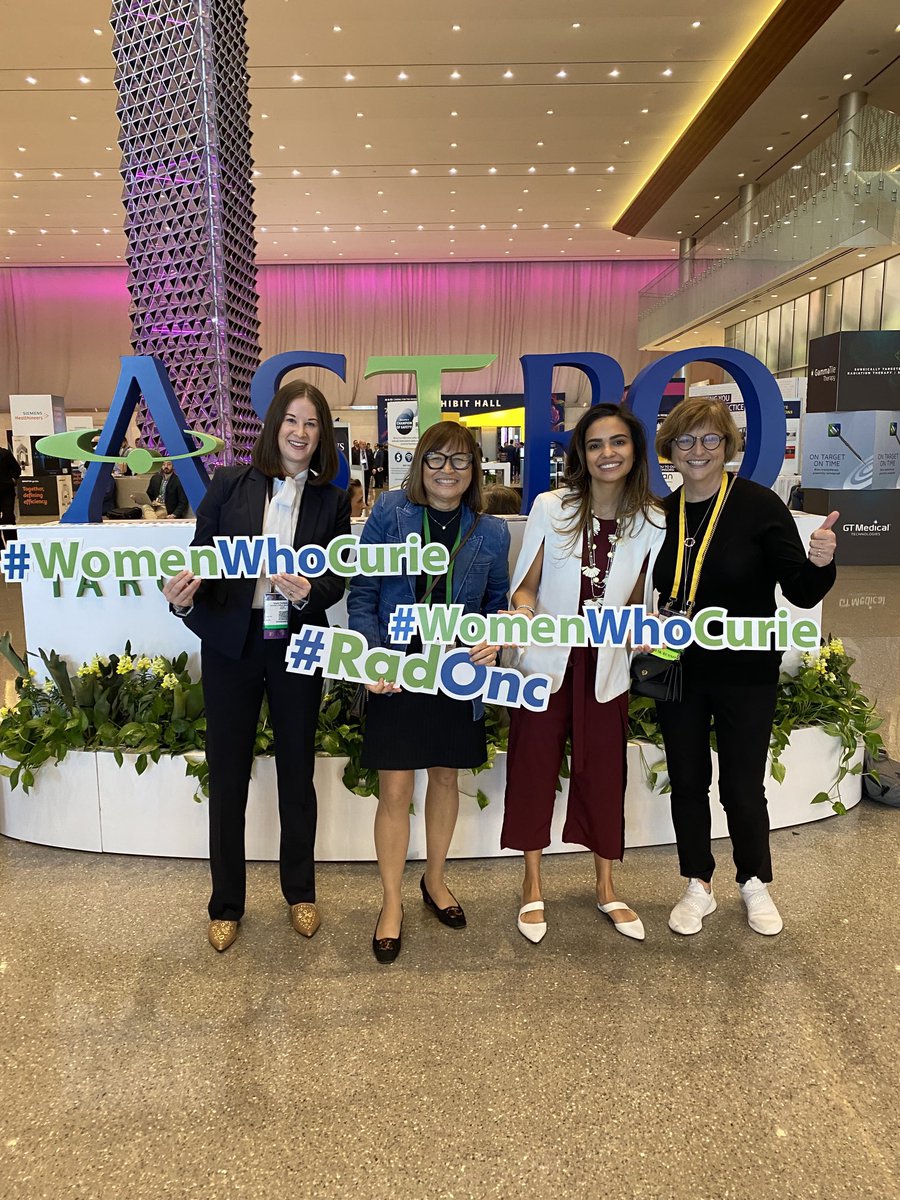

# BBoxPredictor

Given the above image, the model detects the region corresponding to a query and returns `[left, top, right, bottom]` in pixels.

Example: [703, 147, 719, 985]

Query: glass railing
[637, 104, 900, 346]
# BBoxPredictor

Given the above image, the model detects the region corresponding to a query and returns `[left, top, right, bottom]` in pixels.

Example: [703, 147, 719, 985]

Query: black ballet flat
[372, 909, 403, 963]
[420, 875, 467, 929]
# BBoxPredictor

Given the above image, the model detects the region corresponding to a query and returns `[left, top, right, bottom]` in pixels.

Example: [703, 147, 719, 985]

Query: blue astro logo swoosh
[35, 428, 224, 475]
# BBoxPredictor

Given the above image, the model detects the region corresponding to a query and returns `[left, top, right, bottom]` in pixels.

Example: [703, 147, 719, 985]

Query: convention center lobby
[1, 3, 899, 1198]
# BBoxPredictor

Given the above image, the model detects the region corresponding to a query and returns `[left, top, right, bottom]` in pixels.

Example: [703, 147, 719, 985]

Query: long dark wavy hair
[558, 403, 662, 547]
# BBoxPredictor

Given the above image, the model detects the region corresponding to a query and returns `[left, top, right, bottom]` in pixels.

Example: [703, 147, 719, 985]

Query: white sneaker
[668, 879, 717, 935]
[739, 877, 783, 935]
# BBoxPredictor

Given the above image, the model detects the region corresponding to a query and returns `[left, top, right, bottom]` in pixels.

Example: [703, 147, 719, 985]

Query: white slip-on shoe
[739, 877, 783, 935]
[517, 901, 547, 944]
[668, 879, 717, 935]
[597, 901, 645, 941]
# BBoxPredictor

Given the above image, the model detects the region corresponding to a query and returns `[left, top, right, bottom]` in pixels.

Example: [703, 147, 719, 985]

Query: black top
[652, 476, 836, 684]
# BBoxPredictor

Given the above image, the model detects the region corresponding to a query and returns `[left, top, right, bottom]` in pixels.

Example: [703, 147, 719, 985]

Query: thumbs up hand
[808, 511, 838, 568]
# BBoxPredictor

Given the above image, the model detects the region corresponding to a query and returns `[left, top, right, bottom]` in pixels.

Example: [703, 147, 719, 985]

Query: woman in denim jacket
[348, 423, 510, 962]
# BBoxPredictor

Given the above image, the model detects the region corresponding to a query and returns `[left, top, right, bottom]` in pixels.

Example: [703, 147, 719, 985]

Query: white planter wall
[1, 729, 862, 862]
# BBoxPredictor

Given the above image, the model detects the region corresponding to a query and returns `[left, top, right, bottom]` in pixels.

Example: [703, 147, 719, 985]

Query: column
[110, 0, 262, 462]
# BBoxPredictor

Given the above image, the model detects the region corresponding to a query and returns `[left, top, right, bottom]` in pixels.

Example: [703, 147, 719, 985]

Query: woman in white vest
[501, 403, 665, 944]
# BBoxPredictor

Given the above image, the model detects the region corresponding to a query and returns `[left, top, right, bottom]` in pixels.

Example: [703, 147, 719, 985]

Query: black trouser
[655, 680, 777, 885]
[0, 490, 15, 550]
[202, 613, 324, 920]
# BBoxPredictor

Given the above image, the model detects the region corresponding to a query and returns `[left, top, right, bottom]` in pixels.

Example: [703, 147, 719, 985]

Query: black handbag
[630, 651, 683, 702]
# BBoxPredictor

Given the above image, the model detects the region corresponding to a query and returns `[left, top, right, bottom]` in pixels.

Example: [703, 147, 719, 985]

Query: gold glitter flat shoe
[290, 902, 321, 938]
[208, 920, 239, 952]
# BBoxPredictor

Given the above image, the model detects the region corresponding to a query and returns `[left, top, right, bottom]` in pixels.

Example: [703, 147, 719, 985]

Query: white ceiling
[1, 0, 898, 267]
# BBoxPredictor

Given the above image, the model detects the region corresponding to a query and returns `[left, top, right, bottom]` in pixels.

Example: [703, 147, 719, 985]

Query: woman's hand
[808, 511, 838, 568]
[162, 569, 200, 609]
[469, 640, 500, 667]
[270, 572, 312, 604]
[366, 678, 401, 695]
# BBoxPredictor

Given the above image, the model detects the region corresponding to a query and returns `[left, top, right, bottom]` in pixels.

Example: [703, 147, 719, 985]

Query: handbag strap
[420, 512, 482, 604]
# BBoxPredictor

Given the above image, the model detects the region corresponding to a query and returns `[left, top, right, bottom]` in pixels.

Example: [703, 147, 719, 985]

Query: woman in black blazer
[163, 380, 351, 951]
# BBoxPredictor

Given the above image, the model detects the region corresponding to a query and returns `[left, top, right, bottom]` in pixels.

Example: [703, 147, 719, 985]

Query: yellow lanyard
[668, 472, 734, 614]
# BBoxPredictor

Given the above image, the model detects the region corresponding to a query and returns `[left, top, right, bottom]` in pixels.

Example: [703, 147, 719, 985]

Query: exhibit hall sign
[36, 345, 788, 522]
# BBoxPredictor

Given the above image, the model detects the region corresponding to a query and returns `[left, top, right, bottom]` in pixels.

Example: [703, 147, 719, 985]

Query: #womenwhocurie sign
[48, 345, 787, 524]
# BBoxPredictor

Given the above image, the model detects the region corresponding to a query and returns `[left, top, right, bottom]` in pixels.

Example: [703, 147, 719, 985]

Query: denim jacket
[347, 490, 511, 652]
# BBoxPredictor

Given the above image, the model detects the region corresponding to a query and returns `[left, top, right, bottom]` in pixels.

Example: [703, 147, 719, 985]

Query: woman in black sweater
[653, 396, 837, 937]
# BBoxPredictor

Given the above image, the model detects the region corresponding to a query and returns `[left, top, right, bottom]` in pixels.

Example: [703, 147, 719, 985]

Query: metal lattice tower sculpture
[110, 0, 262, 462]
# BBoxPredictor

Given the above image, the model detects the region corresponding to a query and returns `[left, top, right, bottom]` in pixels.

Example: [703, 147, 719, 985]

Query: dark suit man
[0, 446, 22, 548]
[147, 460, 189, 518]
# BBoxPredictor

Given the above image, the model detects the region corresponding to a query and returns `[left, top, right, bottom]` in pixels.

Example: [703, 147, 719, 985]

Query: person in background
[162, 380, 350, 952]
[347, 423, 510, 964]
[652, 396, 837, 938]
[347, 478, 367, 519]
[147, 459, 189, 519]
[501, 404, 666, 945]
[482, 484, 521, 515]
[0, 444, 22, 548]
[371, 441, 387, 493]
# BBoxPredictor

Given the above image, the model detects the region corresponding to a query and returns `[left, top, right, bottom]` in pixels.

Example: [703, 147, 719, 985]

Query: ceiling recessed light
[801, 113, 809, 119]
[546, 109, 554, 115]
[331, 168, 340, 176]
[792, 164, 802, 170]
[343, 72, 355, 82]
[79, 75, 91, 84]
[503, 70, 514, 79]
[450, 70, 461, 80]
[449, 167, 457, 175]
[572, 22, 581, 29]
[417, 225, 424, 231]
[452, 23, 461, 31]
[556, 70, 568, 78]
[449, 224, 455, 230]
[355, 225, 361, 232]
[858, 252, 867, 257]
[692, 20, 701, 27]
[93, 28, 102, 35]
[13, 171, 22, 179]
[397, 71, 408, 81]
[69, 115, 78, 121]
[333, 24, 342, 32]
[567, 166, 576, 173]
[662, 68, 672, 76]
[488, 167, 497, 174]
[364, 144, 372, 150]
[843, 73, 853, 80]
[479, 224, 486, 230]
[450, 110, 458, 117]
[713, 194, 720, 199]
[528, 166, 536, 173]
[542, 223, 549, 229]
[410, 168, 418, 175]
[25, 76, 37, 85]
[291, 73, 303, 82]
[738, 172, 745, 178]
[606, 165, 615, 172]
[641, 108, 649, 114]
[449, 142, 457, 148]
[809, 275, 817, 280]
[609, 69, 620, 77]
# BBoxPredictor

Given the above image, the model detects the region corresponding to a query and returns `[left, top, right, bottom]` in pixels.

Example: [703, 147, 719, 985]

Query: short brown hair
[252, 379, 339, 484]
[404, 422, 483, 511]
[482, 484, 521, 514]
[655, 396, 740, 462]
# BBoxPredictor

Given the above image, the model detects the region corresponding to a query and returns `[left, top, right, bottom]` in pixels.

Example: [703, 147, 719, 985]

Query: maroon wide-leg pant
[501, 649, 629, 860]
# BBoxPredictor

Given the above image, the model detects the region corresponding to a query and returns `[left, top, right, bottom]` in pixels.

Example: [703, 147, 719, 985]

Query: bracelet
[515, 604, 536, 615]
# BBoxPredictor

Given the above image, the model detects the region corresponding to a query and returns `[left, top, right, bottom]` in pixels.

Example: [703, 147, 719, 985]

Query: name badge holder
[263, 590, 290, 640]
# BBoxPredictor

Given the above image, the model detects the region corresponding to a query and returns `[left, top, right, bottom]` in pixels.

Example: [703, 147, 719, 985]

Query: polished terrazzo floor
[0, 571, 898, 1199]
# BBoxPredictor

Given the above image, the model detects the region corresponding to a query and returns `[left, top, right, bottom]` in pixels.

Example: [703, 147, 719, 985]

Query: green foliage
[771, 637, 882, 814]
[0, 633, 883, 816]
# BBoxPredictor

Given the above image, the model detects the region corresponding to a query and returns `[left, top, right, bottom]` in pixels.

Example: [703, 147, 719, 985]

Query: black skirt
[360, 687, 487, 771]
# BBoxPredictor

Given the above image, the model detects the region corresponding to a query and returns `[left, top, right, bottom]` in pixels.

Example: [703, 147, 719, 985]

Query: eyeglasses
[673, 433, 726, 451]
[423, 451, 474, 470]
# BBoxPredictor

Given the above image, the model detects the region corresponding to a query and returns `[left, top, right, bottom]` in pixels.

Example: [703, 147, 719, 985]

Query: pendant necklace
[582, 513, 622, 606]
[682, 492, 718, 548]
[426, 505, 461, 532]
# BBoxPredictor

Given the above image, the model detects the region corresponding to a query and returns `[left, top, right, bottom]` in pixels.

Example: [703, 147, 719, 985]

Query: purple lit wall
[110, 0, 262, 460]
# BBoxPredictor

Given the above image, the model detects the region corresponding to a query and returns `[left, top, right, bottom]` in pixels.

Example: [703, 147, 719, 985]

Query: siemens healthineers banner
[803, 331, 900, 565]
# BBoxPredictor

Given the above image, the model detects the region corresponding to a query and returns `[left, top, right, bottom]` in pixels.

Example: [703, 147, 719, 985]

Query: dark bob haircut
[252, 379, 338, 484]
[404, 421, 483, 512]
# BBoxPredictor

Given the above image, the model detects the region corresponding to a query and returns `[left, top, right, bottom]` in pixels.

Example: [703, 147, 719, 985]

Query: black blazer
[183, 466, 351, 658]
[147, 469, 189, 517]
